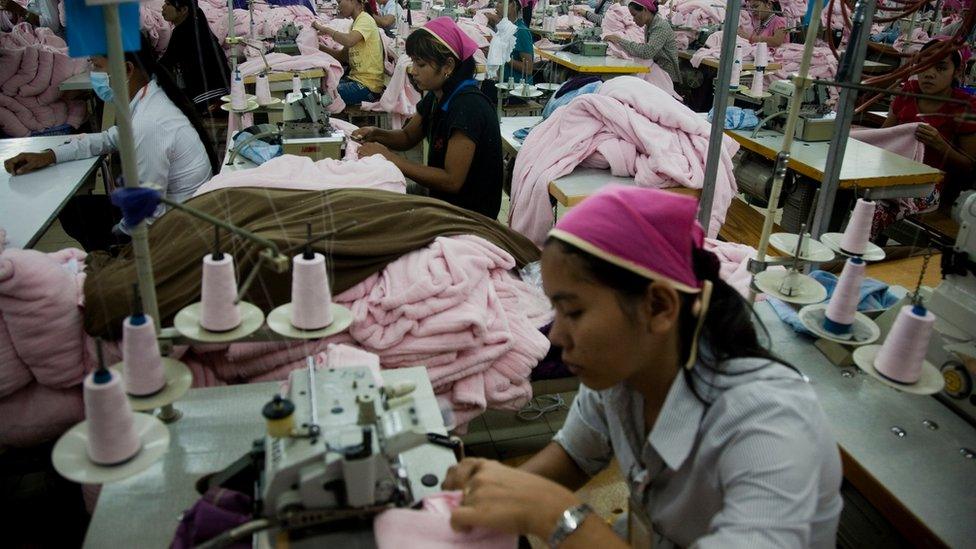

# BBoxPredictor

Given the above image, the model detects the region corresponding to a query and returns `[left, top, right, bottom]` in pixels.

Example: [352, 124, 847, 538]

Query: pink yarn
[255, 73, 273, 106]
[290, 253, 334, 330]
[875, 305, 935, 384]
[200, 254, 242, 332]
[373, 491, 517, 549]
[755, 42, 769, 67]
[230, 73, 246, 110]
[824, 258, 865, 332]
[840, 199, 876, 255]
[122, 316, 165, 396]
[83, 370, 141, 465]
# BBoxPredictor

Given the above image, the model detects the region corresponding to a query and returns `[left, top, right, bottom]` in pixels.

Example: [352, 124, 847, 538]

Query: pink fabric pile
[236, 49, 346, 114]
[663, 0, 754, 50]
[360, 54, 423, 129]
[140, 0, 174, 54]
[458, 18, 494, 48]
[194, 152, 408, 196]
[0, 23, 87, 136]
[554, 13, 592, 30]
[508, 76, 739, 246]
[893, 26, 929, 53]
[0, 244, 90, 447]
[601, 4, 680, 99]
[850, 122, 925, 163]
[374, 491, 517, 549]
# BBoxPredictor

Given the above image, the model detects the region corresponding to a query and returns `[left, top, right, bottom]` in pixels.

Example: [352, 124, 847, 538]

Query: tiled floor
[463, 390, 576, 461]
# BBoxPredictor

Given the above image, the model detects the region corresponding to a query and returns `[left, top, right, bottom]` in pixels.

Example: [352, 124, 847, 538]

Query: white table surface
[535, 49, 651, 74]
[500, 115, 542, 156]
[0, 136, 101, 248]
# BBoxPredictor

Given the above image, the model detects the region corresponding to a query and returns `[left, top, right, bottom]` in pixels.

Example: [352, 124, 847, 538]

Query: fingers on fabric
[442, 457, 486, 490]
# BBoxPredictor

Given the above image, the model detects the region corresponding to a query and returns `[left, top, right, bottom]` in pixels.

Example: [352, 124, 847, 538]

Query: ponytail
[127, 34, 221, 175]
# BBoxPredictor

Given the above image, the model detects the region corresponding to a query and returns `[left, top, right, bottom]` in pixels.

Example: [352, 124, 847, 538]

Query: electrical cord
[517, 393, 569, 421]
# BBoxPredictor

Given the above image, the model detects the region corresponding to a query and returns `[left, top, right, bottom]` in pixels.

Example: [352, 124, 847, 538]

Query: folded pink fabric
[851, 122, 925, 163]
[373, 491, 517, 549]
[360, 54, 423, 129]
[509, 76, 738, 246]
[600, 4, 680, 99]
[194, 152, 407, 196]
[237, 50, 346, 114]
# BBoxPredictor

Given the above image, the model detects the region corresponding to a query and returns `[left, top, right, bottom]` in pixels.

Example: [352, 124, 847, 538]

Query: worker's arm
[616, 22, 675, 60]
[756, 27, 788, 47]
[509, 51, 534, 77]
[377, 130, 476, 194]
[312, 21, 366, 49]
[519, 442, 592, 491]
[322, 45, 349, 62]
[881, 108, 897, 128]
[351, 113, 425, 151]
[917, 125, 976, 174]
[372, 12, 396, 28]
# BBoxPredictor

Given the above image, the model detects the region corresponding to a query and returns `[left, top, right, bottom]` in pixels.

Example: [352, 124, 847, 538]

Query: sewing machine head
[280, 88, 344, 160]
[261, 364, 429, 518]
[440, 0, 460, 20]
[762, 79, 835, 141]
[274, 22, 303, 55]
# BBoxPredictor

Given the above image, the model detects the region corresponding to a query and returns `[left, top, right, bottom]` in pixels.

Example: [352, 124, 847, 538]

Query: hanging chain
[913, 249, 933, 306]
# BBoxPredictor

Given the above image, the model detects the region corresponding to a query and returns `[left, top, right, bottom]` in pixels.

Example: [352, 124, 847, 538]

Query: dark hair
[547, 238, 792, 403]
[404, 29, 477, 96]
[164, 0, 197, 10]
[120, 35, 221, 174]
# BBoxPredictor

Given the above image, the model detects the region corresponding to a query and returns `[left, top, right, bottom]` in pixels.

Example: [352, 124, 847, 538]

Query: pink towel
[373, 491, 517, 549]
[851, 123, 925, 163]
[360, 54, 423, 129]
[509, 76, 738, 246]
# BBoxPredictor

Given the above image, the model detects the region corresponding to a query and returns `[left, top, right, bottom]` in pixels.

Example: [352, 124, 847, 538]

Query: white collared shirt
[553, 357, 843, 548]
[52, 80, 212, 219]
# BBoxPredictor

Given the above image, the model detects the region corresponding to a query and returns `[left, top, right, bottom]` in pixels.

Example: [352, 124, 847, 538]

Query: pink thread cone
[122, 316, 165, 396]
[200, 254, 242, 332]
[292, 74, 302, 94]
[290, 253, 334, 330]
[824, 257, 866, 334]
[875, 305, 935, 384]
[256, 73, 273, 106]
[730, 45, 743, 88]
[84, 370, 142, 465]
[840, 199, 876, 255]
[755, 42, 769, 67]
[230, 73, 246, 110]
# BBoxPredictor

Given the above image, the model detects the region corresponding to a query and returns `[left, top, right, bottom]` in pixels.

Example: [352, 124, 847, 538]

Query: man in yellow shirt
[314, 0, 385, 105]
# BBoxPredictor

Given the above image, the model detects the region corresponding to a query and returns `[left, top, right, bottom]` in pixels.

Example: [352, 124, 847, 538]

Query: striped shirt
[553, 357, 843, 548]
[618, 15, 682, 84]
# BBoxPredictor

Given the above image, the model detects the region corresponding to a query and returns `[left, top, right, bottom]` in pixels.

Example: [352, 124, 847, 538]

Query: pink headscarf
[420, 17, 480, 61]
[549, 185, 704, 293]
[628, 0, 659, 13]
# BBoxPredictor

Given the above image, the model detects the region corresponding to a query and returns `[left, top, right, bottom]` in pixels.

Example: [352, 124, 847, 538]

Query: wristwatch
[547, 502, 595, 548]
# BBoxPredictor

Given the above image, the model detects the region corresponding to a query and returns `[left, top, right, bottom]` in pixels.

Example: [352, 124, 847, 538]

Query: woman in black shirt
[160, 0, 231, 110]
[353, 17, 503, 220]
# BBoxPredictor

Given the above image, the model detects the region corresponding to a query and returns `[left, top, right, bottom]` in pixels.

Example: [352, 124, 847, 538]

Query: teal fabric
[503, 20, 535, 84]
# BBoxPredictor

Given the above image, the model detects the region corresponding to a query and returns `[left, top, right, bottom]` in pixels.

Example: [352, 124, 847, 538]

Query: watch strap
[547, 502, 595, 548]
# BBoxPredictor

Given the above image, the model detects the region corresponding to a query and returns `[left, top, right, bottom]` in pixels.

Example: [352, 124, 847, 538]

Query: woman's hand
[915, 123, 949, 153]
[4, 150, 55, 175]
[350, 126, 380, 143]
[443, 458, 582, 538]
[604, 34, 622, 44]
[312, 21, 332, 36]
[358, 142, 392, 159]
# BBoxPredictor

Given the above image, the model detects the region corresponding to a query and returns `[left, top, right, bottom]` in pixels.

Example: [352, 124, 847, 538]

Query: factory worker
[497, 0, 534, 84]
[314, 0, 386, 106]
[3, 36, 217, 252]
[573, 0, 613, 25]
[160, 0, 231, 112]
[603, 0, 682, 84]
[372, 0, 403, 33]
[874, 39, 976, 238]
[442, 186, 844, 547]
[739, 0, 790, 47]
[0, 0, 62, 35]
[351, 18, 504, 219]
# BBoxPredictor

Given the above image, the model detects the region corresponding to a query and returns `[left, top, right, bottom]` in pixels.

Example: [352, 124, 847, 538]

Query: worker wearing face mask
[3, 36, 218, 252]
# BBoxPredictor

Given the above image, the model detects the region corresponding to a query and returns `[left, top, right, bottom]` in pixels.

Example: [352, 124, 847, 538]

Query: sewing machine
[918, 191, 976, 425]
[193, 363, 457, 547]
[274, 22, 302, 55]
[281, 87, 344, 161]
[760, 79, 835, 142]
[566, 26, 607, 56]
[439, 0, 459, 21]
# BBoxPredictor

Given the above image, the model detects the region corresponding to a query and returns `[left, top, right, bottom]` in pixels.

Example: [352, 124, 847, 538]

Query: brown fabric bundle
[84, 188, 540, 338]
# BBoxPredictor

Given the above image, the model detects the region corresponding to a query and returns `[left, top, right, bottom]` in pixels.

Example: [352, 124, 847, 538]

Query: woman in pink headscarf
[603, 0, 681, 83]
[440, 186, 843, 547]
[351, 17, 504, 219]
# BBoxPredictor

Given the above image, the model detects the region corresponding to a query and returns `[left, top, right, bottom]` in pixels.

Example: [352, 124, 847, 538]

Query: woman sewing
[574, 0, 612, 25]
[739, 0, 790, 47]
[313, 0, 385, 105]
[603, 0, 682, 84]
[350, 18, 503, 219]
[2, 37, 218, 252]
[159, 0, 231, 111]
[440, 186, 844, 547]
[874, 39, 976, 237]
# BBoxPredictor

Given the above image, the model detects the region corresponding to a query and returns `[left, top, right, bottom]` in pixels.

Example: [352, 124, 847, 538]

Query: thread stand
[750, 215, 829, 304]
[797, 303, 881, 346]
[52, 413, 170, 484]
[111, 357, 193, 414]
[173, 301, 266, 343]
[852, 345, 944, 394]
[266, 303, 354, 340]
[820, 232, 887, 261]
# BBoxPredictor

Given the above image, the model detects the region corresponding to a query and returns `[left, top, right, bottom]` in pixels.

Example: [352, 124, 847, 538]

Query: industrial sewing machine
[439, 0, 460, 21]
[280, 86, 344, 160]
[197, 362, 459, 547]
[566, 26, 607, 56]
[911, 192, 976, 426]
[760, 79, 835, 142]
[273, 22, 302, 55]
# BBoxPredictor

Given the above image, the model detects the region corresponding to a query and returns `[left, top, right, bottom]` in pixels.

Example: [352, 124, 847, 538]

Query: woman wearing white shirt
[3, 36, 218, 251]
[440, 186, 843, 547]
